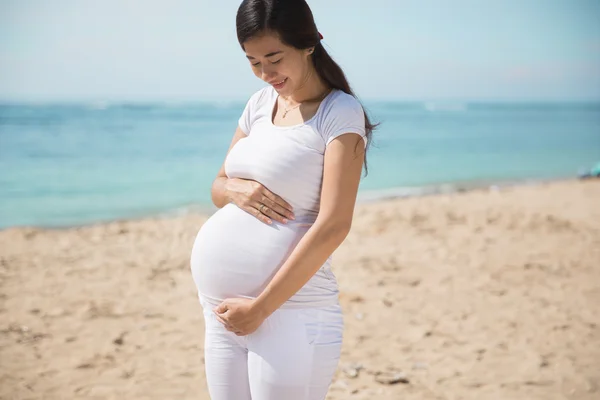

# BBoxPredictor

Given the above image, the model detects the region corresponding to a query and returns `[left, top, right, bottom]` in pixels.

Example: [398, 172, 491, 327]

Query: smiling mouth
[271, 78, 287, 85]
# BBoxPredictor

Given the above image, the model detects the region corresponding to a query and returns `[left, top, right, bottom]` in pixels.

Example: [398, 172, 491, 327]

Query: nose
[260, 64, 276, 81]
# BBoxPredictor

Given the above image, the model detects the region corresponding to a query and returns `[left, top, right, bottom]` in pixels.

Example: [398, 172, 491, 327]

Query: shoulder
[322, 90, 364, 118]
[318, 90, 365, 131]
[245, 85, 276, 109]
[239, 86, 276, 134]
[317, 90, 367, 145]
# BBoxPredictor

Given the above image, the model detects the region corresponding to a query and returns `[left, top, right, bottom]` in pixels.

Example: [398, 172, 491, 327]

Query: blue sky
[1, 0, 599, 101]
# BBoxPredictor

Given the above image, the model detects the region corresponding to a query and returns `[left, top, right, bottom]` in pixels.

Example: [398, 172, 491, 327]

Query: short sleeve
[322, 94, 367, 148]
[238, 98, 253, 135]
[238, 88, 266, 135]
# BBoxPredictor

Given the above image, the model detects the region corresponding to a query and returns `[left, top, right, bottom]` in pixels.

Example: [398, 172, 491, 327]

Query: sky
[1, 0, 599, 102]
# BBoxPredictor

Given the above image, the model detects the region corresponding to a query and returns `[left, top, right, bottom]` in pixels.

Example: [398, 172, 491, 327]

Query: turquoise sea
[1, 100, 599, 229]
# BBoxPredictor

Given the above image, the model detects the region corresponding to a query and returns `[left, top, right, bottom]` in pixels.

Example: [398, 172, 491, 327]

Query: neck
[285, 65, 330, 105]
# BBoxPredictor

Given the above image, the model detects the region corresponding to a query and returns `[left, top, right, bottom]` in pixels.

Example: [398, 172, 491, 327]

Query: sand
[1, 180, 599, 400]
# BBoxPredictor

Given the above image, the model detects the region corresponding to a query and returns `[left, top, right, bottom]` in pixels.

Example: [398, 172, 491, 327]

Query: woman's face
[243, 31, 313, 96]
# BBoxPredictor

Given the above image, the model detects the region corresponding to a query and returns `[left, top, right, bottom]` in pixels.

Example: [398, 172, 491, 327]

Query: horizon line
[1, 97, 600, 105]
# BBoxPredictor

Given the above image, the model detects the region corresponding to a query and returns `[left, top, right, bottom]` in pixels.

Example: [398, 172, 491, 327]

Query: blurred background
[1, 0, 599, 229]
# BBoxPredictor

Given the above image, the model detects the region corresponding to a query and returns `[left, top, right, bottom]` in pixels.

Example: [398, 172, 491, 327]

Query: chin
[277, 85, 294, 96]
[268, 78, 294, 95]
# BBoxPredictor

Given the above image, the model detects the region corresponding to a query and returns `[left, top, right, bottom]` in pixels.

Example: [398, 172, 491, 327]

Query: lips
[270, 78, 287, 86]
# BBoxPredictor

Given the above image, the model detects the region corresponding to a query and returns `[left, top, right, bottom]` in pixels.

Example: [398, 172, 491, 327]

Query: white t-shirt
[190, 86, 367, 308]
[231, 86, 367, 220]
[239, 86, 367, 146]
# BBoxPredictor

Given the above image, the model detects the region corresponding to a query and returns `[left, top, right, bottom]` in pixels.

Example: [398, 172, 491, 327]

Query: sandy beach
[1, 179, 599, 400]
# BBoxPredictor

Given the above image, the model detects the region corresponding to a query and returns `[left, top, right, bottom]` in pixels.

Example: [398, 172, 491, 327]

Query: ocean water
[1, 100, 599, 229]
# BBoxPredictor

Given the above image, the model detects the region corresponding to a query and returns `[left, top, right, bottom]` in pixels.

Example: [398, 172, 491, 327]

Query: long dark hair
[236, 0, 377, 176]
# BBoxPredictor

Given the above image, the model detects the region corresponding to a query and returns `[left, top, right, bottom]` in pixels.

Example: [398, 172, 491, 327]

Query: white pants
[199, 298, 344, 400]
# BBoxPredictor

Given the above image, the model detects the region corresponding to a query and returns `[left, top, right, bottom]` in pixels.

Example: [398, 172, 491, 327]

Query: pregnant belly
[190, 203, 312, 301]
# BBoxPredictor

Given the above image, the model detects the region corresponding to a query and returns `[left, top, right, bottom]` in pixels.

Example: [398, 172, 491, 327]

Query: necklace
[281, 101, 301, 118]
[280, 88, 332, 119]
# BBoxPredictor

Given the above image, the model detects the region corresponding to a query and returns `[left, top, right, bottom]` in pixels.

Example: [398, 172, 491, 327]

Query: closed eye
[251, 58, 282, 67]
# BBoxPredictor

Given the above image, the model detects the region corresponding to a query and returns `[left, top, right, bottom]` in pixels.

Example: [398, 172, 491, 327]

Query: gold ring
[259, 204, 265, 213]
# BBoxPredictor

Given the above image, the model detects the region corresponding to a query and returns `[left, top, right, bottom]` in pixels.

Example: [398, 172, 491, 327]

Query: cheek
[280, 65, 297, 82]
[286, 60, 307, 81]
[249, 64, 265, 79]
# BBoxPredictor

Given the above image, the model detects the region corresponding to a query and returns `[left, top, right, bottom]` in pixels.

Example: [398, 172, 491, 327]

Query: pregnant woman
[190, 0, 377, 398]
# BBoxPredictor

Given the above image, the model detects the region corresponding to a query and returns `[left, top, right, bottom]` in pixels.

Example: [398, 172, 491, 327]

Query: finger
[226, 325, 242, 334]
[261, 190, 294, 217]
[214, 303, 228, 314]
[214, 313, 237, 331]
[262, 191, 294, 216]
[251, 201, 288, 224]
[213, 308, 230, 322]
[258, 197, 294, 222]
[248, 183, 292, 219]
[213, 312, 228, 325]
[249, 205, 273, 225]
[217, 316, 241, 334]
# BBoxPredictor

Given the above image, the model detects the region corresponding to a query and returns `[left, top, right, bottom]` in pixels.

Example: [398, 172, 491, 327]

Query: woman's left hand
[213, 298, 267, 336]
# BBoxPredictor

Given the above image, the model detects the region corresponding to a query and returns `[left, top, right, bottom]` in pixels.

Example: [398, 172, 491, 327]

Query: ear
[306, 47, 315, 55]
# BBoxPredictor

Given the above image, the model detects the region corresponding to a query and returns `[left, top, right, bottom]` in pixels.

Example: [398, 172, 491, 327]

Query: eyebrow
[246, 51, 283, 60]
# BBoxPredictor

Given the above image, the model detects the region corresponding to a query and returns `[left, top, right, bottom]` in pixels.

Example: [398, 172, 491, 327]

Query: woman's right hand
[225, 178, 295, 225]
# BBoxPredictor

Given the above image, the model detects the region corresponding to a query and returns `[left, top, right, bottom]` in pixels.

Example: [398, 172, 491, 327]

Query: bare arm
[254, 132, 366, 316]
[211, 127, 247, 208]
